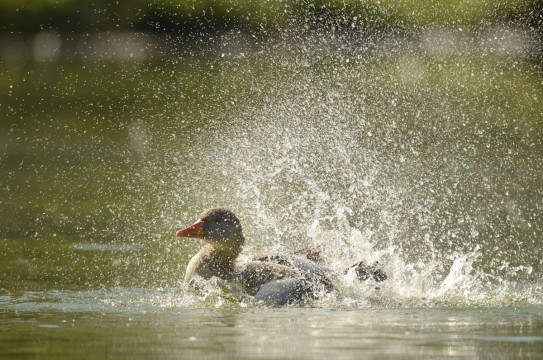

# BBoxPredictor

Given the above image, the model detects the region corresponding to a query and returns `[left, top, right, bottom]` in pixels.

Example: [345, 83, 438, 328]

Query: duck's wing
[253, 278, 314, 305]
[253, 253, 332, 276]
[344, 261, 388, 282]
[236, 260, 334, 304]
[243, 245, 331, 276]
[237, 260, 301, 292]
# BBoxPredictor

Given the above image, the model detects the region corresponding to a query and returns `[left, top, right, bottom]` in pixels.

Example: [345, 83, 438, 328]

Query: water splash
[87, 25, 543, 309]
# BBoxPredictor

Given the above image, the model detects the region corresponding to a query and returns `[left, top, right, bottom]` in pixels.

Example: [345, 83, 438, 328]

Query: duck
[176, 207, 386, 304]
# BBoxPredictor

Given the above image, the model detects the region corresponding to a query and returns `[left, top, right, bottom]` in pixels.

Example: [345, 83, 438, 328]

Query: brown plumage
[176, 207, 334, 302]
[179, 208, 244, 283]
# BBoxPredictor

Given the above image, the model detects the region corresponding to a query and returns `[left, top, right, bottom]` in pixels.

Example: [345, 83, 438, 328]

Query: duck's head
[176, 207, 244, 249]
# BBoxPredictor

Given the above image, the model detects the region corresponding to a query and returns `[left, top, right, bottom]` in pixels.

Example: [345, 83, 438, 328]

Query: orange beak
[176, 219, 205, 238]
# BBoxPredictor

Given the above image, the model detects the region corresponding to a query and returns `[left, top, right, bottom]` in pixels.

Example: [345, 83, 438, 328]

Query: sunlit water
[1, 23, 543, 358]
[2, 293, 543, 359]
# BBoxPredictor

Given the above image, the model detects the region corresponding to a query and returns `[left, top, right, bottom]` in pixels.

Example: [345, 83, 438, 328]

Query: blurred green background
[1, 0, 542, 33]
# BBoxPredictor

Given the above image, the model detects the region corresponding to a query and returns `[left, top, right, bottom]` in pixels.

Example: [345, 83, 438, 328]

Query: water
[1, 23, 543, 358]
[2, 292, 543, 358]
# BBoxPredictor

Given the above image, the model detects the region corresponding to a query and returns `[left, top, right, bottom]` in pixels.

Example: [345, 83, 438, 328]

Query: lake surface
[1, 28, 543, 358]
[2, 295, 543, 359]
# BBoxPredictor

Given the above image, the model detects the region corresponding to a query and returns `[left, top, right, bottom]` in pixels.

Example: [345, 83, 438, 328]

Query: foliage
[0, 0, 540, 33]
